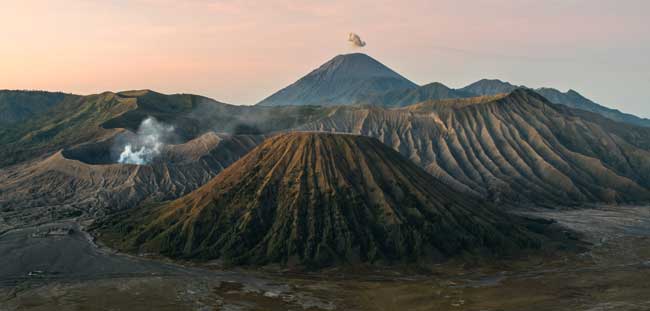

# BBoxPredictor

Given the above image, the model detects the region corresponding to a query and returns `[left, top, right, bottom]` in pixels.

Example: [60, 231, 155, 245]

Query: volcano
[299, 89, 650, 204]
[96, 132, 541, 267]
[257, 53, 417, 107]
[0, 133, 264, 215]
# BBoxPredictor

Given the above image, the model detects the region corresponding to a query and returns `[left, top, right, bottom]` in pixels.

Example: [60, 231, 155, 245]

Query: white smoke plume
[348, 32, 366, 48]
[117, 117, 175, 165]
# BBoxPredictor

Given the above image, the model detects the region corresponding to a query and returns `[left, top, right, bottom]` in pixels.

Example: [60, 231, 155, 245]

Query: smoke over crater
[348, 32, 366, 48]
[117, 117, 175, 165]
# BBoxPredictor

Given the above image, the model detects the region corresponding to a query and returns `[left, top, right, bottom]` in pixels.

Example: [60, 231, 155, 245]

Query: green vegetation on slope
[0, 92, 136, 167]
[0, 90, 70, 125]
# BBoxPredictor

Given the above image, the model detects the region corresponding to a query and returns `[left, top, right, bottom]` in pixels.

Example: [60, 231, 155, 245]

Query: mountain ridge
[298, 89, 650, 205]
[358, 82, 474, 107]
[458, 79, 650, 127]
[459, 79, 519, 96]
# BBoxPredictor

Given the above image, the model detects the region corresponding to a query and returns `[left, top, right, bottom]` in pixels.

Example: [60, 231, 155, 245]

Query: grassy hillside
[0, 90, 71, 125]
[0, 92, 136, 167]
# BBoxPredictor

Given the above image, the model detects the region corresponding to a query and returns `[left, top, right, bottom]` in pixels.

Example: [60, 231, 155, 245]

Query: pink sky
[1, 0, 649, 117]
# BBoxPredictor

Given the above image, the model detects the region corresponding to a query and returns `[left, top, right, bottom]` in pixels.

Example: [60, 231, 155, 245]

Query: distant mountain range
[459, 78, 520, 96]
[462, 79, 650, 128]
[358, 82, 473, 107]
[0, 90, 70, 125]
[256, 54, 650, 128]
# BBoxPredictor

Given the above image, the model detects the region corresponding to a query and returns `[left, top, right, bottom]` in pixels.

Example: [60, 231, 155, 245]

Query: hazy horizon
[2, 0, 649, 117]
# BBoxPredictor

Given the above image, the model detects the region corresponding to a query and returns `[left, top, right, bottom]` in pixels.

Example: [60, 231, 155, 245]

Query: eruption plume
[348, 32, 366, 48]
[117, 117, 174, 165]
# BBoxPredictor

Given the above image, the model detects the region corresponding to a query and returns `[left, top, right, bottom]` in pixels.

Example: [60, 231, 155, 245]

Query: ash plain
[1, 205, 650, 310]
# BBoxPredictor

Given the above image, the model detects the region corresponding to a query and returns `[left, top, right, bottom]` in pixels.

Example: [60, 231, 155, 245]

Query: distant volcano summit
[257, 53, 417, 107]
[255, 53, 650, 127]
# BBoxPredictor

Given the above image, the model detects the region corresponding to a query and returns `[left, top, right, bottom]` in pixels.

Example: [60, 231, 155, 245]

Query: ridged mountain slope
[96, 132, 541, 267]
[299, 90, 650, 204]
